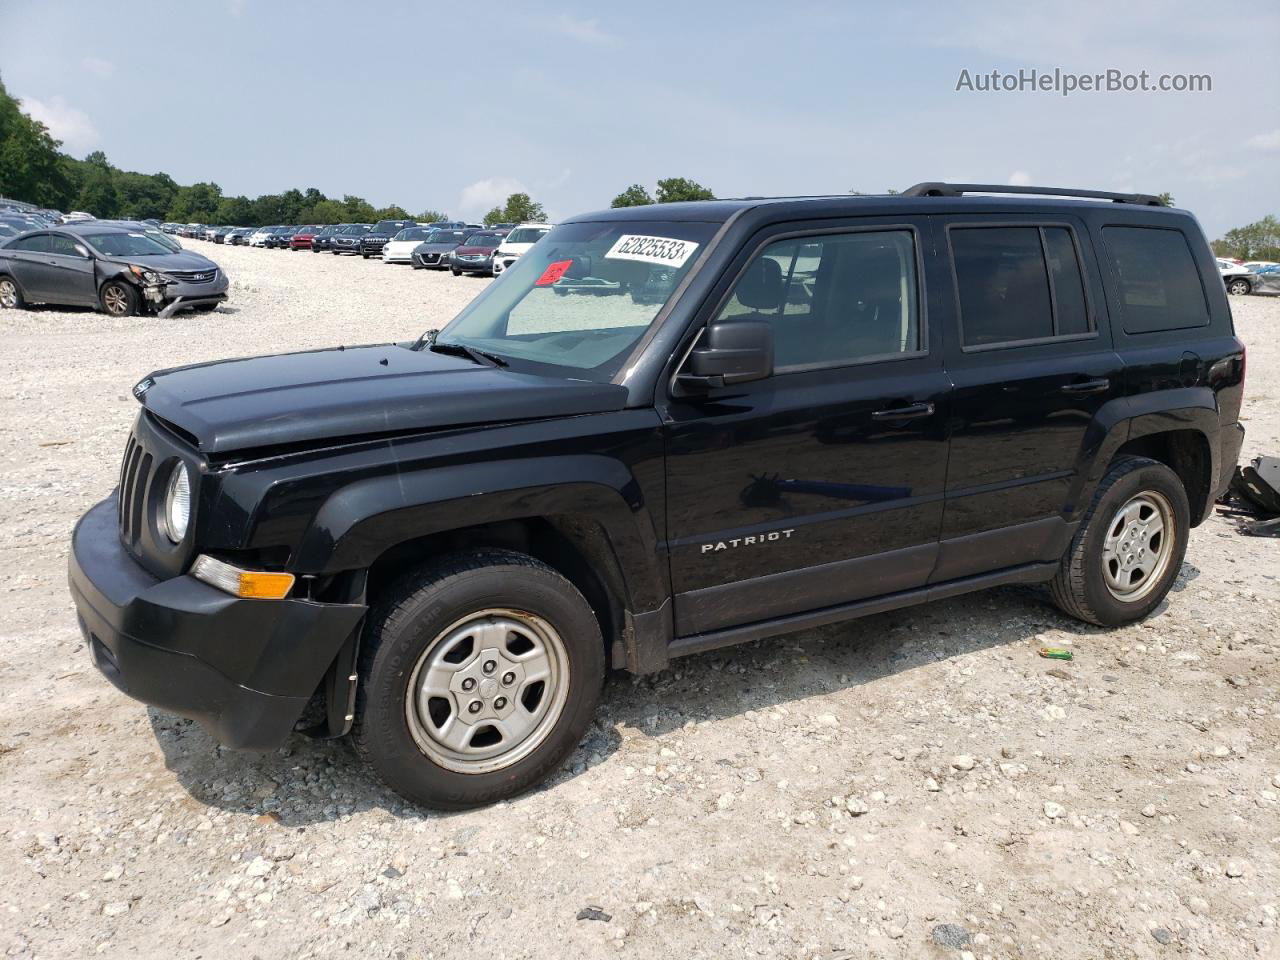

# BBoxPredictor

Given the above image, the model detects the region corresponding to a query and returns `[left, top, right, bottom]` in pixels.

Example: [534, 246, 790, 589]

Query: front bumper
[453, 257, 492, 273]
[69, 496, 366, 750]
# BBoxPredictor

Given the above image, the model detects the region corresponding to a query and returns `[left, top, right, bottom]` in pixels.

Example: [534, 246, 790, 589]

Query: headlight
[163, 462, 191, 542]
[128, 264, 168, 284]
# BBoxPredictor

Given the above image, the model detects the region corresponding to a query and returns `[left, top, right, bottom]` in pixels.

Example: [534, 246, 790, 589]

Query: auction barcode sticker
[604, 234, 699, 268]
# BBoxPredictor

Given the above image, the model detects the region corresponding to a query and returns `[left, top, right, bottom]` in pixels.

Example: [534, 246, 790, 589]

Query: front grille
[167, 269, 217, 283]
[117, 431, 154, 547]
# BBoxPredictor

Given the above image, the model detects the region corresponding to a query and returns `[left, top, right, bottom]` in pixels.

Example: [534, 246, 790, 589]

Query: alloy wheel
[404, 609, 570, 774]
[102, 284, 129, 316]
[1100, 491, 1175, 602]
[0, 279, 17, 308]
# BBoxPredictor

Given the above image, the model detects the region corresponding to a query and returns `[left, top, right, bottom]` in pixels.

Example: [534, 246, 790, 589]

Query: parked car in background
[381, 227, 436, 264]
[491, 222, 553, 276]
[1218, 258, 1256, 296]
[226, 228, 252, 246]
[0, 223, 228, 317]
[265, 226, 296, 249]
[248, 226, 276, 248]
[0, 223, 21, 242]
[310, 225, 349, 254]
[449, 230, 505, 276]
[331, 224, 372, 255]
[361, 220, 417, 259]
[59, 211, 95, 223]
[410, 229, 469, 269]
[289, 225, 323, 250]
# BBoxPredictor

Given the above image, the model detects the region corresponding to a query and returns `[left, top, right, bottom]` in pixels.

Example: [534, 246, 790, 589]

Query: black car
[310, 224, 347, 253]
[66, 183, 1245, 809]
[411, 229, 469, 269]
[264, 226, 296, 249]
[360, 219, 417, 259]
[0, 223, 228, 316]
[331, 223, 372, 255]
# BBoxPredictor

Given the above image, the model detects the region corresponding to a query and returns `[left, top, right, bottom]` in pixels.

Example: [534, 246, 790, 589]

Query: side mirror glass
[679, 320, 773, 392]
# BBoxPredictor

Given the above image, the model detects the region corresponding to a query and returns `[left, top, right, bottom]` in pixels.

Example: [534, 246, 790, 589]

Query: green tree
[374, 204, 411, 220]
[655, 177, 715, 203]
[167, 181, 223, 222]
[483, 192, 547, 226]
[214, 194, 255, 225]
[0, 76, 75, 207]
[341, 195, 378, 223]
[1212, 214, 1280, 261]
[73, 152, 120, 217]
[417, 208, 447, 223]
[1157, 192, 1175, 207]
[307, 198, 349, 224]
[611, 184, 653, 208]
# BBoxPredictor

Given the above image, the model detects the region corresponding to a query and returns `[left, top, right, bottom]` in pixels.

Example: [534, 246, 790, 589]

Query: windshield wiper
[428, 339, 508, 368]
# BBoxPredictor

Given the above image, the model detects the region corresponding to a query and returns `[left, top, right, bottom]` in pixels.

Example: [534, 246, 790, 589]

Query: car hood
[455, 245, 495, 256]
[136, 343, 629, 454]
[102, 251, 219, 272]
[414, 242, 460, 253]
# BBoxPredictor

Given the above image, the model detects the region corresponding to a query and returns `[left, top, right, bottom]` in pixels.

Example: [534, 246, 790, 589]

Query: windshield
[431, 219, 717, 381]
[84, 232, 174, 257]
[343, 224, 370, 234]
[426, 230, 466, 244]
[395, 228, 431, 241]
[373, 220, 409, 233]
[463, 234, 502, 249]
[505, 227, 550, 244]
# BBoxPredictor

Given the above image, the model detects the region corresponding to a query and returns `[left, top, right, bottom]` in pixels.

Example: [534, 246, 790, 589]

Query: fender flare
[294, 454, 667, 612]
[1069, 386, 1220, 520]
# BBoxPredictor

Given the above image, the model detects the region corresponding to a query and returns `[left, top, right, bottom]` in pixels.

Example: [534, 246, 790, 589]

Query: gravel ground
[1, 240, 1277, 960]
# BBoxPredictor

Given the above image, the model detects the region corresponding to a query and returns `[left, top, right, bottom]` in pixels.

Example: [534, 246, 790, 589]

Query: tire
[1227, 278, 1251, 296]
[451, 267, 462, 276]
[194, 303, 218, 313]
[0, 275, 25, 309]
[361, 253, 370, 259]
[99, 280, 140, 317]
[1049, 456, 1190, 626]
[352, 550, 605, 809]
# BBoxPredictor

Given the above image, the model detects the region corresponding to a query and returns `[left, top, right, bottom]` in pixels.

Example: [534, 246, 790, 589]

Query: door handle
[871, 402, 934, 421]
[1060, 378, 1110, 395]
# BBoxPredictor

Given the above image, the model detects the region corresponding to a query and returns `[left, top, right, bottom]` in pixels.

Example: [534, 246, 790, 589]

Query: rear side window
[950, 225, 1093, 348]
[11, 234, 51, 252]
[1103, 226, 1209, 333]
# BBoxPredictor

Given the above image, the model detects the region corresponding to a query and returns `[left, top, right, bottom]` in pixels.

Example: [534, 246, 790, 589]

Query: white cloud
[80, 56, 114, 78]
[1245, 129, 1280, 152]
[19, 95, 98, 151]
[458, 176, 530, 217]
[1008, 170, 1033, 186]
[552, 14, 615, 45]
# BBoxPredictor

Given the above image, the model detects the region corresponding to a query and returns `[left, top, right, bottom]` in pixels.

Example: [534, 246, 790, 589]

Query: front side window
[1103, 226, 1209, 333]
[951, 225, 1094, 348]
[433, 219, 717, 381]
[47, 234, 84, 256]
[716, 229, 920, 369]
[11, 234, 51, 252]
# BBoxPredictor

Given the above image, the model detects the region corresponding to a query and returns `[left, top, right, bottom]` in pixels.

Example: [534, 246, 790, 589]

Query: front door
[662, 218, 950, 636]
[42, 234, 99, 304]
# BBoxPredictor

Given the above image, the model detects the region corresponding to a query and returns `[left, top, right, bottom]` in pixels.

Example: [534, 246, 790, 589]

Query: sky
[1, 0, 1277, 237]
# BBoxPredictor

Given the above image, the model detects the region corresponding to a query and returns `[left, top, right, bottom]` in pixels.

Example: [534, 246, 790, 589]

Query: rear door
[930, 214, 1123, 581]
[662, 217, 951, 636]
[4, 233, 53, 297]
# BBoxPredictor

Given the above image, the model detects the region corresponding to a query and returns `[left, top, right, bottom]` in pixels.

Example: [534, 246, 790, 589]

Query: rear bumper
[69, 496, 366, 750]
[1216, 421, 1246, 503]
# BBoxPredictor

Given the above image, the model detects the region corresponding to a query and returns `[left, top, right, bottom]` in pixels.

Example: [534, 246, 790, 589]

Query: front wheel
[1227, 278, 1251, 296]
[352, 551, 604, 809]
[1049, 456, 1189, 626]
[451, 267, 462, 276]
[0, 276, 25, 309]
[100, 280, 139, 317]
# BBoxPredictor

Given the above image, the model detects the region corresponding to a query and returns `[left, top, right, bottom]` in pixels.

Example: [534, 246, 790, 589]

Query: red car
[288, 225, 322, 250]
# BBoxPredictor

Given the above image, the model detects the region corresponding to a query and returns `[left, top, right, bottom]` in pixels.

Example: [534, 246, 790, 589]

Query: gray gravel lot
[1, 240, 1277, 959]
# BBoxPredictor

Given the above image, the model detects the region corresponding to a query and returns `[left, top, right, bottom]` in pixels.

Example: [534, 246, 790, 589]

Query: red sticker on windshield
[535, 259, 573, 286]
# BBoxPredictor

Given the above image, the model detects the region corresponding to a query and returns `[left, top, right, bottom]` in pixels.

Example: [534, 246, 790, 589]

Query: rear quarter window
[1103, 226, 1209, 334]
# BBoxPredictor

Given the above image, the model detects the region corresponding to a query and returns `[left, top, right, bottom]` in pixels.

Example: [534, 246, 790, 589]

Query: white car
[1242, 261, 1278, 272]
[247, 227, 275, 248]
[381, 226, 436, 264]
[492, 222, 554, 275]
[1217, 258, 1255, 296]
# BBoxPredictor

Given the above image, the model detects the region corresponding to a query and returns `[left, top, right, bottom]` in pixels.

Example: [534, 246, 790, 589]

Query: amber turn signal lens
[191, 555, 294, 599]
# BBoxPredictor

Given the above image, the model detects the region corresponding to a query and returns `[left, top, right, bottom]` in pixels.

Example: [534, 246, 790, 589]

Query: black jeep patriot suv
[69, 184, 1246, 808]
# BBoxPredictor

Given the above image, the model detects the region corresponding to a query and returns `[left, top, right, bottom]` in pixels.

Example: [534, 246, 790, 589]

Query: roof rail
[901, 182, 1165, 206]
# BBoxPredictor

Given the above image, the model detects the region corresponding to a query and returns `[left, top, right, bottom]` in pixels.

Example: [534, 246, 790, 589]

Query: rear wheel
[451, 267, 462, 276]
[0, 276, 24, 309]
[352, 550, 604, 809]
[1050, 456, 1189, 626]
[100, 280, 139, 317]
[1227, 278, 1251, 296]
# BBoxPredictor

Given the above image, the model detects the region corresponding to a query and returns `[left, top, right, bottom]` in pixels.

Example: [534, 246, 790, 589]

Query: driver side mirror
[678, 320, 773, 392]
[74, 243, 91, 258]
